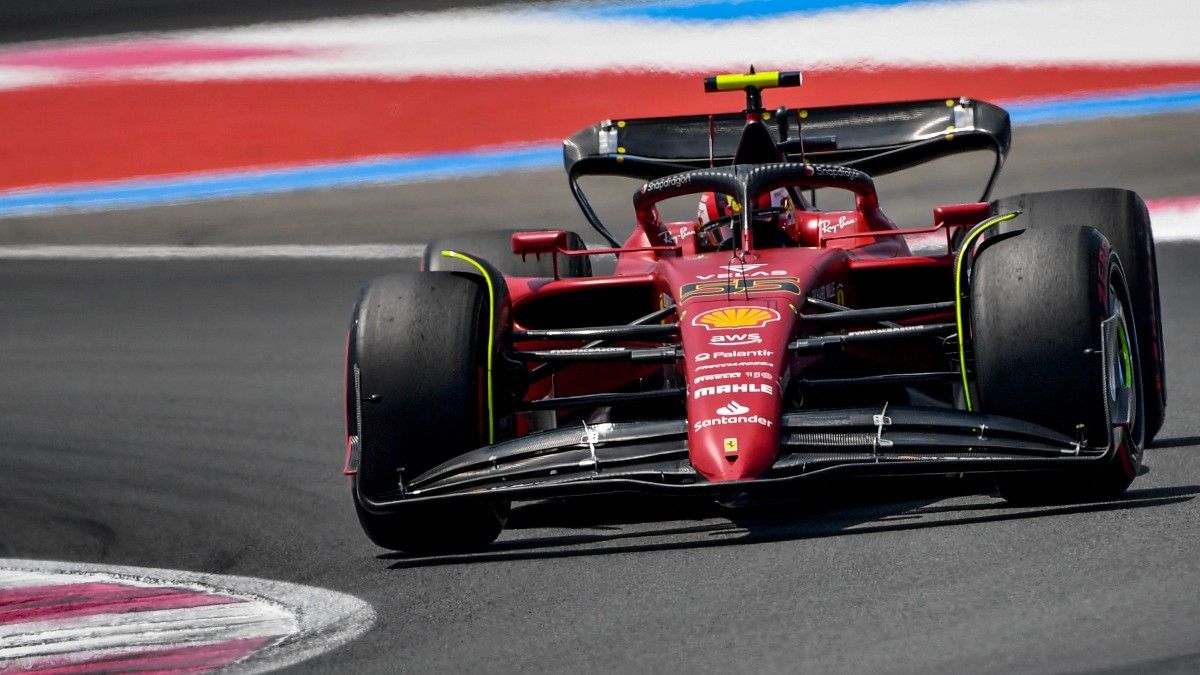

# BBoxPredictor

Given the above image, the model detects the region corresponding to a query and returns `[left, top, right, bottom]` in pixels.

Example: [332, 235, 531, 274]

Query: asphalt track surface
[2, 114, 1200, 674]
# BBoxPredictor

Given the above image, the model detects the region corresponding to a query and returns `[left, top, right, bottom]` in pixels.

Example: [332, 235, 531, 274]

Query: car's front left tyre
[991, 189, 1164, 443]
[970, 226, 1144, 504]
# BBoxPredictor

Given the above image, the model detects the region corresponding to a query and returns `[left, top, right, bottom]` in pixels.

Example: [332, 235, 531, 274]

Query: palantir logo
[716, 400, 749, 415]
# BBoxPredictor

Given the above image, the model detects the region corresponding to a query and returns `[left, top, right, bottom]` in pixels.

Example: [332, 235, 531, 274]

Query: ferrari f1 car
[344, 70, 1166, 553]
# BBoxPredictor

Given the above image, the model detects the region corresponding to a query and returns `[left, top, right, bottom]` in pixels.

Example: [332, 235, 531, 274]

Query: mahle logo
[692, 306, 781, 330]
[693, 383, 774, 399]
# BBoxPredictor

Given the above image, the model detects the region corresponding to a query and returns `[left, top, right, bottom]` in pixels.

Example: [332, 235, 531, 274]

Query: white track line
[2, 0, 1197, 88]
[0, 244, 425, 260]
[0, 571, 106, 589]
[1144, 197, 1200, 242]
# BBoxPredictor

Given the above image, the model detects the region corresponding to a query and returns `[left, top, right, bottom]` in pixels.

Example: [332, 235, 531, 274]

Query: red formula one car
[344, 71, 1166, 553]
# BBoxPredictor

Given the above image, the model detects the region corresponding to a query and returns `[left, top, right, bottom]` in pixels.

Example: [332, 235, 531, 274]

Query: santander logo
[716, 400, 750, 415]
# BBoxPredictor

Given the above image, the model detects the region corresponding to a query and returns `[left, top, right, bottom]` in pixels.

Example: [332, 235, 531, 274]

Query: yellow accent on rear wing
[704, 70, 802, 92]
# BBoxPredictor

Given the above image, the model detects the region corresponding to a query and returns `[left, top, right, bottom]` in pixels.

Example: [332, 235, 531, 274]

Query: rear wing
[563, 97, 1011, 244]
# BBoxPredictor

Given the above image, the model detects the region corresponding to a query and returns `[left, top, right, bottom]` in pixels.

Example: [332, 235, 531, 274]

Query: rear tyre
[423, 229, 592, 277]
[970, 226, 1144, 504]
[992, 189, 1165, 443]
[347, 272, 507, 552]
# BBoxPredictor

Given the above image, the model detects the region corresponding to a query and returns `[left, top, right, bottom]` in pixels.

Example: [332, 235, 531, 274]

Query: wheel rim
[1107, 277, 1144, 460]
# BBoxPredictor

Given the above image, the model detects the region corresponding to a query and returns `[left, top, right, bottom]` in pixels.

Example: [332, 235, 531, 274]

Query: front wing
[356, 406, 1106, 514]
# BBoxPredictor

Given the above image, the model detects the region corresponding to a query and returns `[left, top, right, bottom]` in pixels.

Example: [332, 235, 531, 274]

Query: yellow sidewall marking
[955, 212, 1020, 411]
[440, 250, 496, 444]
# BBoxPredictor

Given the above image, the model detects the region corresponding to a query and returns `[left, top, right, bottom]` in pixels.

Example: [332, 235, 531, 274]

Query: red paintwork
[847, 255, 952, 270]
[661, 247, 850, 479]
[934, 202, 991, 228]
[508, 274, 658, 319]
[505, 175, 983, 481]
[511, 230, 570, 278]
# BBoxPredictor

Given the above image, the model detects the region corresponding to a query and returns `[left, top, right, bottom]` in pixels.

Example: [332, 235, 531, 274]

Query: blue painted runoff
[559, 0, 922, 21]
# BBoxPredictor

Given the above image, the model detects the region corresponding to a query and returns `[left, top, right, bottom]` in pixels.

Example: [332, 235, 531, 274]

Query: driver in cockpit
[695, 187, 800, 250]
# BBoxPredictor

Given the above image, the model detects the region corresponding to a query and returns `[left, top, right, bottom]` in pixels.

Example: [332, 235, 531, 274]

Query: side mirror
[512, 230, 570, 279]
[511, 230, 569, 259]
[934, 202, 990, 228]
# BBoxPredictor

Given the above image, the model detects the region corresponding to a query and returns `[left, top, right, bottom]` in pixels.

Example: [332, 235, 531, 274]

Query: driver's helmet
[696, 188, 797, 245]
[696, 191, 739, 227]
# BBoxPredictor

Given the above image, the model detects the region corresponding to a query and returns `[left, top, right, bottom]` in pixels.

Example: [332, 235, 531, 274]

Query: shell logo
[692, 306, 781, 330]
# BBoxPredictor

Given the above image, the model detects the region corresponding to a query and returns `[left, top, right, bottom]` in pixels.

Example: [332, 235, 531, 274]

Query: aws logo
[708, 333, 761, 346]
[679, 278, 801, 302]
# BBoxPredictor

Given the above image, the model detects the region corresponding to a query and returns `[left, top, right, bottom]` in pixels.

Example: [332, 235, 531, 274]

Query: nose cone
[690, 394, 781, 480]
[681, 304, 790, 482]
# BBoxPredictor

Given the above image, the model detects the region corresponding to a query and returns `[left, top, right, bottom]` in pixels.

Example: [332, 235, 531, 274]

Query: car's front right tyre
[346, 272, 507, 553]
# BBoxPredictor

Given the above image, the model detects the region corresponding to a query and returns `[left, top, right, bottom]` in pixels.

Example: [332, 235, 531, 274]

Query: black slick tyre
[992, 189, 1165, 443]
[423, 229, 592, 277]
[347, 272, 507, 553]
[970, 226, 1144, 503]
